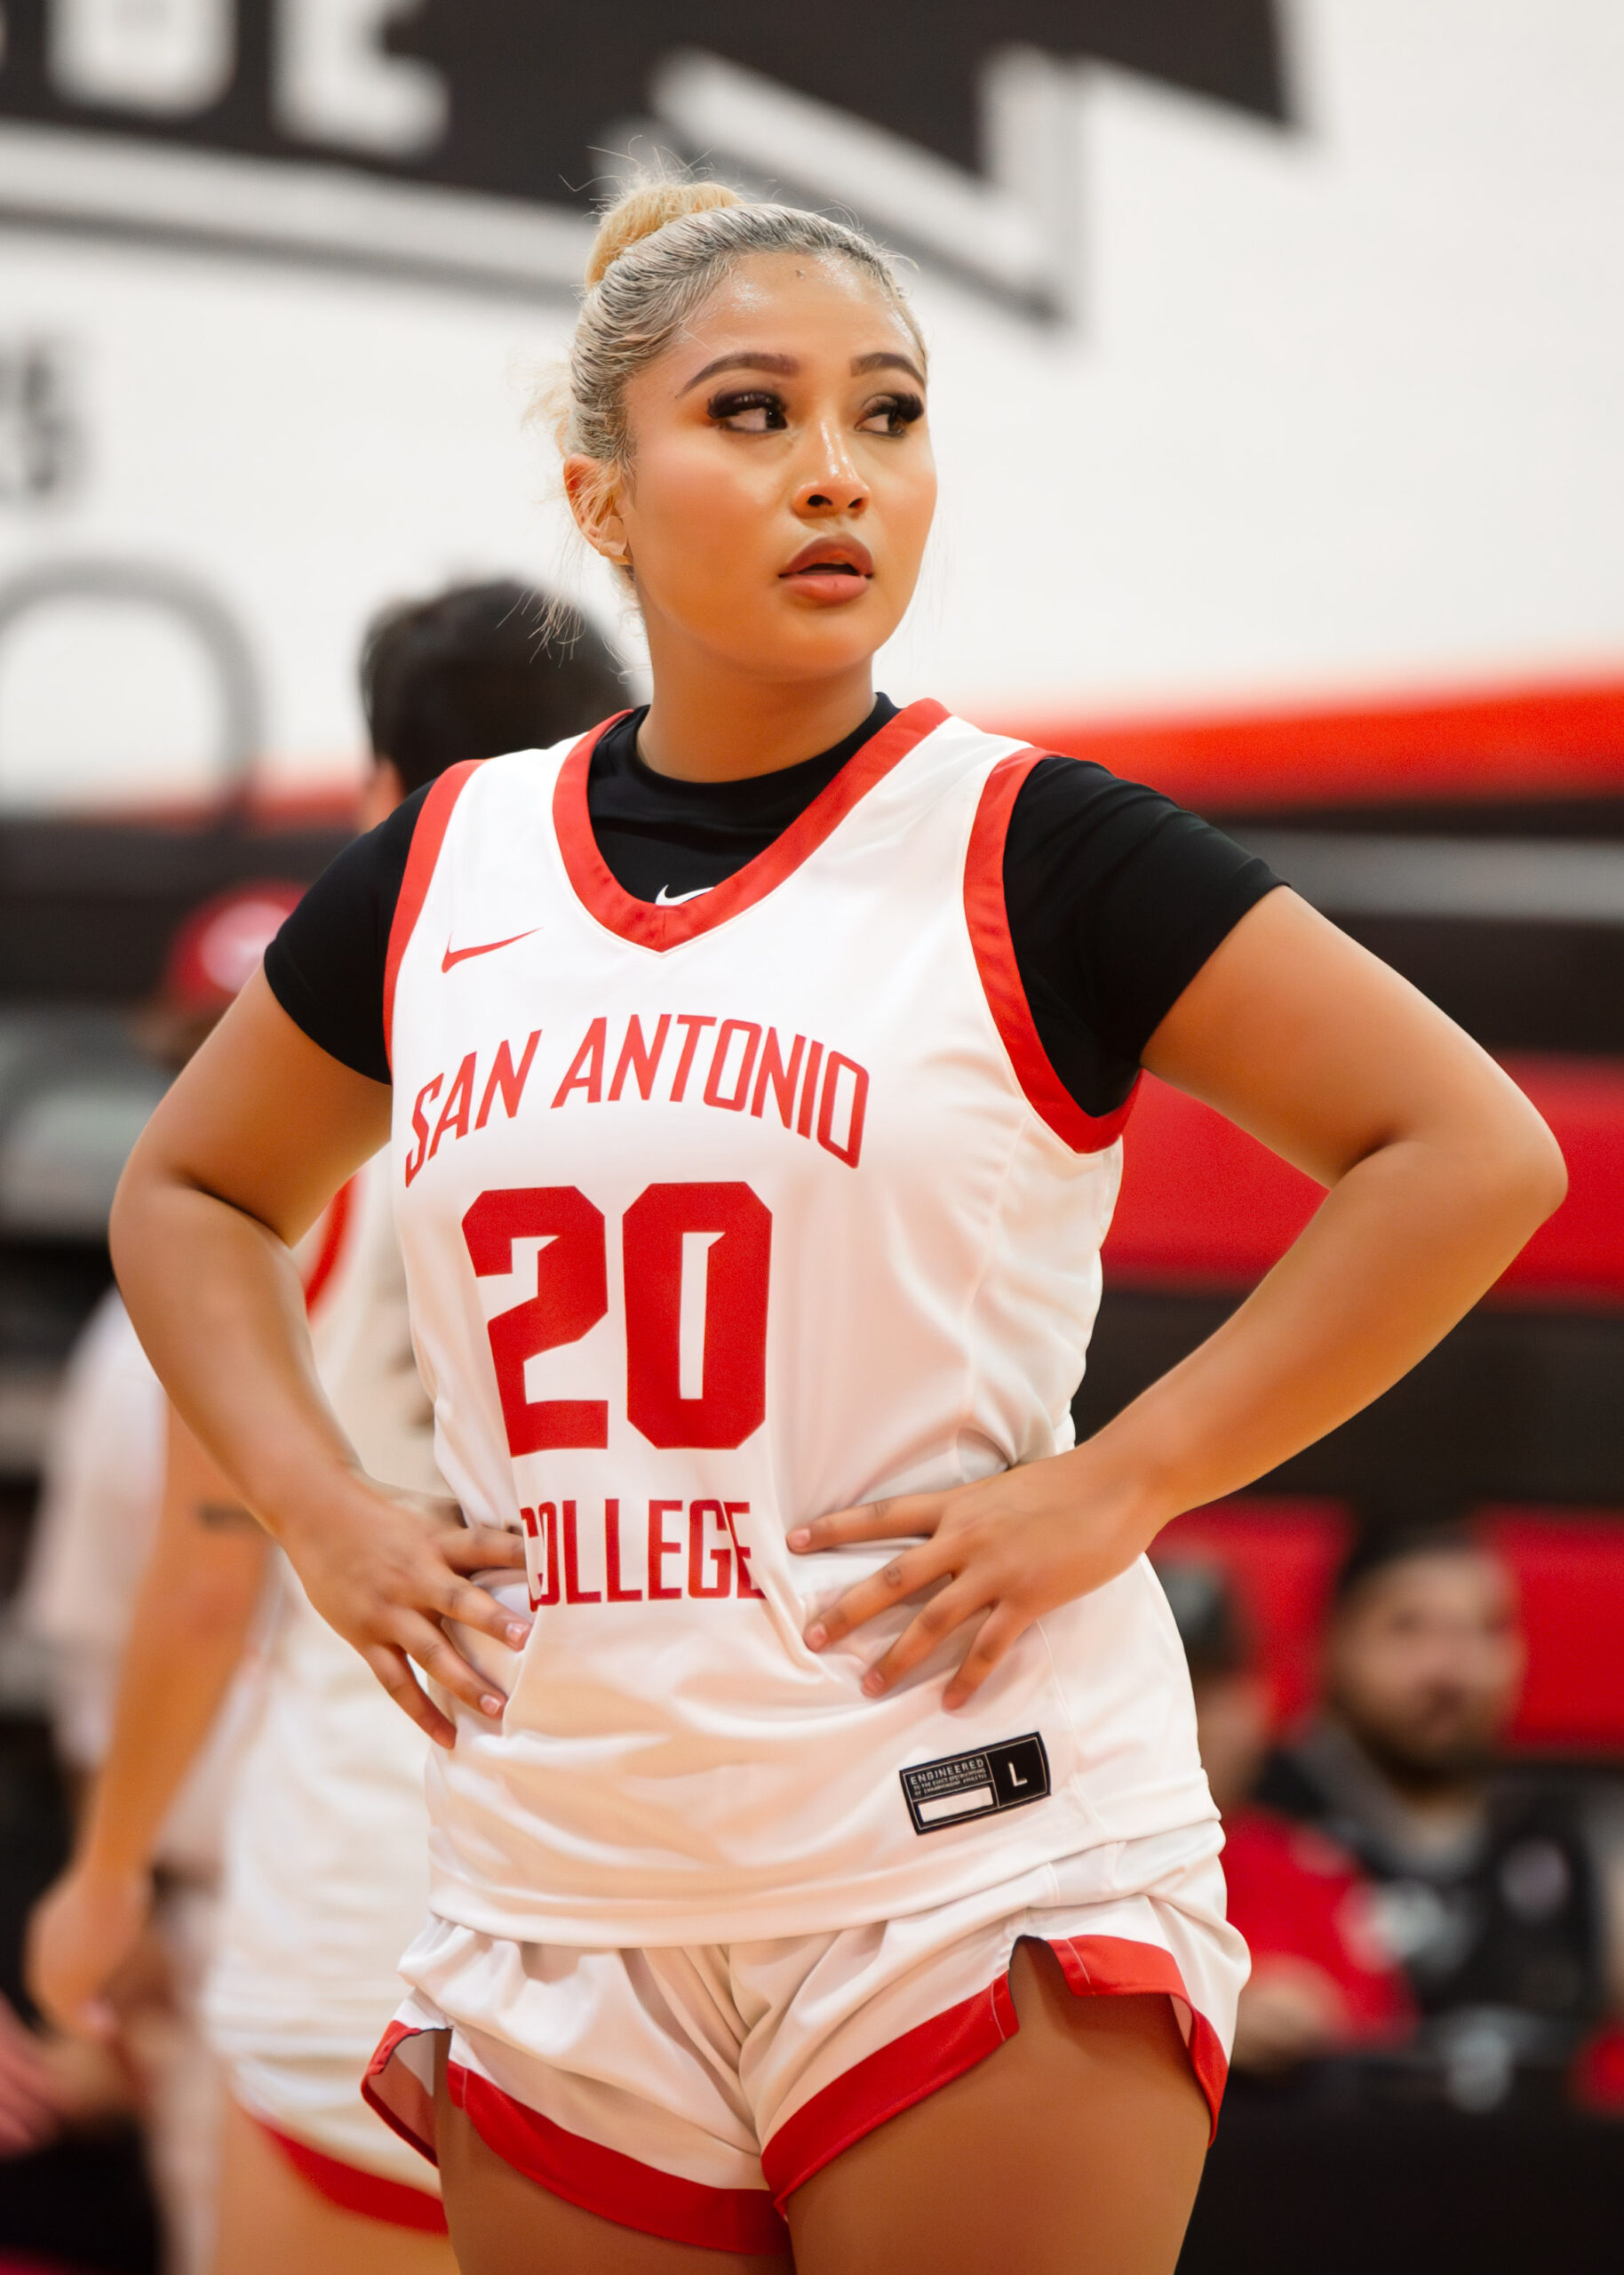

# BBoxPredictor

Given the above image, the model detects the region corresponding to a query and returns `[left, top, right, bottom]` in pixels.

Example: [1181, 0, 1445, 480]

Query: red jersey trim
[553, 699, 951, 952]
[254, 2116, 448, 2233]
[382, 758, 482, 1076]
[760, 1931, 1226, 2210]
[964, 752, 1141, 1154]
[450, 2063, 790, 2257]
[299, 1174, 356, 1315]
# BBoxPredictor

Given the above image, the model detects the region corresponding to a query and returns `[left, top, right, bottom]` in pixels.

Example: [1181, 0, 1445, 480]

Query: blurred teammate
[1159, 1561, 1412, 2076]
[30, 582, 622, 2274]
[20, 882, 303, 2275]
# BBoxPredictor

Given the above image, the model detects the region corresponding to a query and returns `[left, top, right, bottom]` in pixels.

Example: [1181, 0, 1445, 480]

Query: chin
[1367, 1725, 1498, 1785]
[774, 602, 892, 661]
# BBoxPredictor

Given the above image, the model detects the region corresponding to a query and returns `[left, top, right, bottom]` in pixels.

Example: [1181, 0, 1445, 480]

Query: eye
[857, 391, 925, 437]
[708, 389, 788, 433]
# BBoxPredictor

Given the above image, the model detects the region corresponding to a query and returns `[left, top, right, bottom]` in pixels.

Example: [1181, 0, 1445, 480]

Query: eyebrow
[852, 351, 927, 387]
[678, 348, 927, 397]
[679, 352, 796, 397]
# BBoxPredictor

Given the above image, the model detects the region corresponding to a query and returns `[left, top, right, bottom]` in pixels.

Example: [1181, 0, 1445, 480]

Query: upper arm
[1141, 888, 1564, 1194]
[117, 970, 392, 1249]
[1001, 759, 1281, 1120]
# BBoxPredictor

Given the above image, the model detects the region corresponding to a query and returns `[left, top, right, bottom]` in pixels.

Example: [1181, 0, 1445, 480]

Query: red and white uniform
[370, 701, 1246, 2238]
[203, 1155, 446, 2225]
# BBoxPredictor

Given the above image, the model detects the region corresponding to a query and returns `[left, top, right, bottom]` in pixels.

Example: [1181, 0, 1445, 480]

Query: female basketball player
[105, 181, 1565, 2275]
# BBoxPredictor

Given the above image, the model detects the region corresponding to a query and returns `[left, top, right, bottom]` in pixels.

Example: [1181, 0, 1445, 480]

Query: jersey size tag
[900, 1733, 1050, 1834]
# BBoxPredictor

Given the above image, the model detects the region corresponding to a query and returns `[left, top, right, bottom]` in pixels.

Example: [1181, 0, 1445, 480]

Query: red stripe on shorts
[362, 2019, 438, 2164]
[449, 2061, 790, 2257]
[256, 2117, 448, 2233]
[1046, 1933, 1229, 2140]
[762, 1932, 1227, 2211]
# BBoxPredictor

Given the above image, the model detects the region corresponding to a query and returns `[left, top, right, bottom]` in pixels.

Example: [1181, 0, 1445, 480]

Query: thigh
[431, 2034, 791, 2275]
[785, 1938, 1210, 2275]
[212, 2095, 456, 2275]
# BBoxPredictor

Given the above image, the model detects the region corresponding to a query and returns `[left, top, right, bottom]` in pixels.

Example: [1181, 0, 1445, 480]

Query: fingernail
[804, 1623, 826, 1650]
[787, 1528, 809, 1550]
[481, 1694, 505, 1718]
[862, 1670, 886, 1696]
[505, 1622, 530, 1647]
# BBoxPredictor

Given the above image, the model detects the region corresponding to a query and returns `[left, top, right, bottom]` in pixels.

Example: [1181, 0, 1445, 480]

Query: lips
[780, 537, 874, 580]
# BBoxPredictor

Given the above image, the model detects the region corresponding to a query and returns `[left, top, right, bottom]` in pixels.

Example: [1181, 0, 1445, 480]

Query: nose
[792, 419, 868, 520]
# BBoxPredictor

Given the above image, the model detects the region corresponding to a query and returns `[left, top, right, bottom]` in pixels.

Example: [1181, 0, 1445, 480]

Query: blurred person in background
[1158, 1560, 1413, 2078]
[1257, 1515, 1624, 2084]
[29, 581, 623, 2275]
[13, 882, 304, 2275]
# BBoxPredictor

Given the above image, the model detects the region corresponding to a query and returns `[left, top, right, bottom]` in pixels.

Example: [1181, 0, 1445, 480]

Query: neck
[635, 620, 877, 784]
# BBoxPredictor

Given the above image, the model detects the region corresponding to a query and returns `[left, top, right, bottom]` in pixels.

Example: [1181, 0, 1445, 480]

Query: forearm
[73, 1410, 271, 1880]
[77, 1577, 258, 1879]
[29, 1416, 269, 2034]
[1085, 1127, 1556, 1534]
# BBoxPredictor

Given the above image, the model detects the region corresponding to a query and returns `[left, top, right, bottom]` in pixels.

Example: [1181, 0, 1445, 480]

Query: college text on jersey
[403, 1013, 869, 1185]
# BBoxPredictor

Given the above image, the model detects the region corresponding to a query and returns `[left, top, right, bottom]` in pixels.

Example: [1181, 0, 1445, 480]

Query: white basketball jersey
[387, 699, 1214, 1944]
[207, 1151, 444, 2187]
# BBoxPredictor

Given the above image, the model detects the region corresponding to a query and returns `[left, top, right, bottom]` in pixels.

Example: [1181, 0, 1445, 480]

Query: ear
[563, 454, 631, 566]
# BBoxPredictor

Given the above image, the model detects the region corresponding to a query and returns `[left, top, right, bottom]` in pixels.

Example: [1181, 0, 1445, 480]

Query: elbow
[108, 1129, 193, 1308]
[1484, 1099, 1568, 1241]
[107, 1138, 155, 1296]
[1529, 1116, 1569, 1222]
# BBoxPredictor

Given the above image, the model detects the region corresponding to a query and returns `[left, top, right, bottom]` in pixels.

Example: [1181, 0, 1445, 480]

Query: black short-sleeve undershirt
[264, 700, 1279, 1116]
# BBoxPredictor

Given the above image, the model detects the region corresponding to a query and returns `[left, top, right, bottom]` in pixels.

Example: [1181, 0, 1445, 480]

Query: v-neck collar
[552, 698, 949, 952]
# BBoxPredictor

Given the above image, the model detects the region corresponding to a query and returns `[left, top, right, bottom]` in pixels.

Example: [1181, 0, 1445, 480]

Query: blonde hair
[551, 176, 925, 583]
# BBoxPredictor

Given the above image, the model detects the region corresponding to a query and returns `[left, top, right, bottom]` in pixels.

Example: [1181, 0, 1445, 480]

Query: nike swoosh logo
[441, 929, 539, 971]
[654, 883, 712, 906]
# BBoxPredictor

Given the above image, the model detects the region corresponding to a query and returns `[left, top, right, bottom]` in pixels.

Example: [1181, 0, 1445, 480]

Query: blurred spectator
[1256, 1516, 1623, 2072]
[1159, 1560, 1413, 2076]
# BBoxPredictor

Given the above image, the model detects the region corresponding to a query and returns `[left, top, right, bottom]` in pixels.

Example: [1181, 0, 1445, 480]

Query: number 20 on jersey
[463, 1180, 771, 1456]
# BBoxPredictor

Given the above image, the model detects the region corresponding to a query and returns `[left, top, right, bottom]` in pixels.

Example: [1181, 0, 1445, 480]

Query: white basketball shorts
[365, 1827, 1245, 2256]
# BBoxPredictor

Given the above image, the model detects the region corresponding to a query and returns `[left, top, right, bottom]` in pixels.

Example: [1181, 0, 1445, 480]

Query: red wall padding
[1477, 1513, 1624, 1752]
[1155, 1501, 1624, 1754]
[1103, 1057, 1624, 1303]
[1006, 675, 1624, 810]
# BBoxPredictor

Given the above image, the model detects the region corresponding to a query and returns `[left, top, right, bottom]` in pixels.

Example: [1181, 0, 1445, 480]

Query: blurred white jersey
[204, 1149, 445, 2190]
[387, 700, 1216, 1947]
[22, 1289, 262, 1880]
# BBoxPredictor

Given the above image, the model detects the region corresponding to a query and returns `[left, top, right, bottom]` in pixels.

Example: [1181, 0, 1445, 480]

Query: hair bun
[585, 179, 744, 289]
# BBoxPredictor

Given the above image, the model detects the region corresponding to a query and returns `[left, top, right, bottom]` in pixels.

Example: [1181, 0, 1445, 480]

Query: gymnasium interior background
[1, 4, 1621, 2270]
